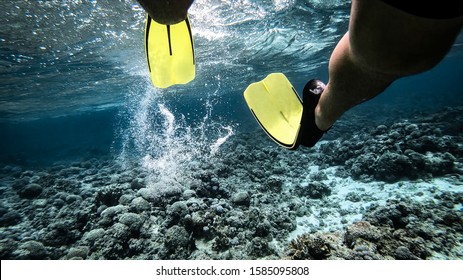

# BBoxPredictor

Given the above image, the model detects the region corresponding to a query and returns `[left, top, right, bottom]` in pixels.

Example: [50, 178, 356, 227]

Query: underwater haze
[1, 0, 462, 260]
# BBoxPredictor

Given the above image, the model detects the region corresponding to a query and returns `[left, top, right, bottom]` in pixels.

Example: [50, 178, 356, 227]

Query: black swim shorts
[380, 0, 463, 19]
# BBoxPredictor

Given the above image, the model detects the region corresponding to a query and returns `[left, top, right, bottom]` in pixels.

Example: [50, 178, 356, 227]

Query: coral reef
[0, 107, 462, 260]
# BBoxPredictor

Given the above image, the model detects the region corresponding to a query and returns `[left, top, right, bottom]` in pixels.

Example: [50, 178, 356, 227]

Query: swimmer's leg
[314, 0, 462, 131]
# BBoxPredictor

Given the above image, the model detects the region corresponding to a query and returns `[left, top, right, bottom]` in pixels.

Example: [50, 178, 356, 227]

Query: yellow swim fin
[144, 15, 195, 88]
[243, 73, 303, 149]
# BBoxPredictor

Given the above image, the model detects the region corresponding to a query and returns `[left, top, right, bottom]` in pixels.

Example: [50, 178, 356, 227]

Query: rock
[365, 201, 410, 229]
[82, 228, 106, 245]
[130, 197, 151, 212]
[66, 194, 82, 203]
[350, 241, 383, 260]
[95, 185, 125, 207]
[404, 150, 426, 170]
[404, 123, 419, 133]
[440, 211, 462, 227]
[182, 189, 196, 200]
[345, 221, 382, 247]
[164, 225, 190, 251]
[130, 179, 145, 190]
[42, 218, 83, 247]
[288, 233, 332, 260]
[53, 198, 65, 209]
[119, 213, 143, 234]
[295, 182, 331, 199]
[167, 201, 189, 219]
[66, 246, 90, 260]
[14, 241, 48, 259]
[137, 188, 154, 201]
[345, 192, 362, 202]
[424, 152, 455, 175]
[0, 211, 21, 227]
[186, 209, 216, 238]
[137, 185, 183, 206]
[165, 201, 189, 227]
[395, 246, 420, 260]
[119, 194, 134, 205]
[413, 225, 435, 240]
[225, 209, 248, 228]
[99, 205, 127, 226]
[373, 125, 388, 135]
[110, 223, 131, 241]
[263, 176, 283, 192]
[249, 237, 273, 258]
[211, 204, 226, 214]
[350, 153, 376, 179]
[231, 192, 251, 207]
[410, 135, 438, 153]
[17, 183, 43, 199]
[212, 231, 230, 252]
[0, 238, 17, 259]
[254, 220, 272, 237]
[32, 199, 48, 208]
[376, 152, 413, 182]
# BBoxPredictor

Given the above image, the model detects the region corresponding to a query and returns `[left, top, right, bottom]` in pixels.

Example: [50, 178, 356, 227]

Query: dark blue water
[1, 0, 462, 166]
[1, 0, 463, 261]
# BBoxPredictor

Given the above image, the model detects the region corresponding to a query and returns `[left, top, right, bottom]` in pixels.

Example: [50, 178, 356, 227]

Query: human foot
[297, 79, 330, 147]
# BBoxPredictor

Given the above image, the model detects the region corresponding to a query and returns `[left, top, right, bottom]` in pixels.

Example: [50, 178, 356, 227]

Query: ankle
[314, 106, 332, 131]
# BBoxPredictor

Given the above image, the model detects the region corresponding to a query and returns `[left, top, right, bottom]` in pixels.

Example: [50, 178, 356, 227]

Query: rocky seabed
[1, 107, 462, 259]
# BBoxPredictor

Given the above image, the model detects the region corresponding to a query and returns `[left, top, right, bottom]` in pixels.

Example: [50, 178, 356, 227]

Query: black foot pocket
[297, 79, 329, 148]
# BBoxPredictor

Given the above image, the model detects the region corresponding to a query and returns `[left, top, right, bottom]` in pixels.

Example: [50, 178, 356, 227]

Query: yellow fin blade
[243, 73, 303, 149]
[144, 16, 195, 88]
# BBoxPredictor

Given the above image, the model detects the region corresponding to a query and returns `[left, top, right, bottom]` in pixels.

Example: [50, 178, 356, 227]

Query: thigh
[349, 0, 463, 76]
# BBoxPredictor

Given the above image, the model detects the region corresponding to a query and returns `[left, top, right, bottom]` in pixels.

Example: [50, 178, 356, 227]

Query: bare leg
[315, 0, 463, 131]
